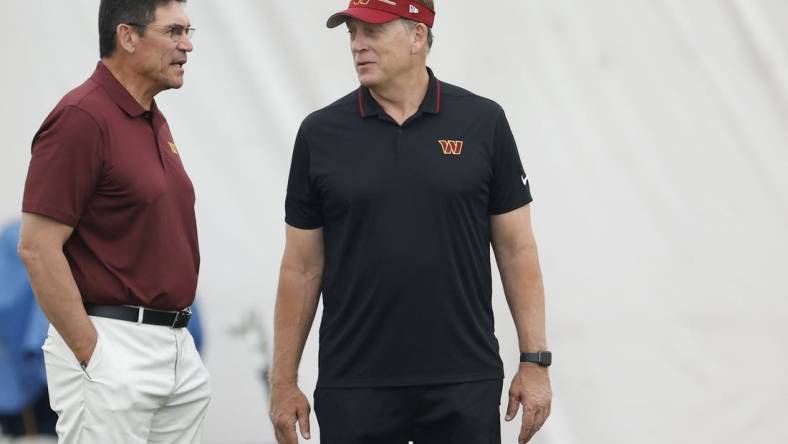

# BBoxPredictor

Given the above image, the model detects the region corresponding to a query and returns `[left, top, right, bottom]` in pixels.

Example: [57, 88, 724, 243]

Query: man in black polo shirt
[270, 1, 551, 443]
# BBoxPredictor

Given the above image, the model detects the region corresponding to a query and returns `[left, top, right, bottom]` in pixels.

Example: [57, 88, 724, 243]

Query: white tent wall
[1, 1, 786, 443]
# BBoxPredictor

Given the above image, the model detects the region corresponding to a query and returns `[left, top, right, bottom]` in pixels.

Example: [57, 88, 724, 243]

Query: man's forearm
[19, 246, 96, 359]
[270, 264, 322, 386]
[492, 209, 553, 441]
[497, 243, 547, 352]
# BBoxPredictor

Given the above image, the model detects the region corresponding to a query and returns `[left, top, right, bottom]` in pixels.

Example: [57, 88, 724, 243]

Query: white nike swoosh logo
[521, 174, 528, 186]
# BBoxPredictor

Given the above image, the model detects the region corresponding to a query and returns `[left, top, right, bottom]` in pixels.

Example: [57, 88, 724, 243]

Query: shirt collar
[90, 61, 162, 120]
[357, 67, 442, 119]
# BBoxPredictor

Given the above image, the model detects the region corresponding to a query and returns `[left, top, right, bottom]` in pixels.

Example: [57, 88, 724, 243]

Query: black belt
[85, 305, 192, 328]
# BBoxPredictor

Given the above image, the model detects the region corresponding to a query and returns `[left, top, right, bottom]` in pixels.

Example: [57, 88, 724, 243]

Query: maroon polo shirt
[22, 62, 199, 310]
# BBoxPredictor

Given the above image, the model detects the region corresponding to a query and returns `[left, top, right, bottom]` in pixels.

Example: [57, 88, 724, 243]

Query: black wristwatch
[520, 351, 552, 367]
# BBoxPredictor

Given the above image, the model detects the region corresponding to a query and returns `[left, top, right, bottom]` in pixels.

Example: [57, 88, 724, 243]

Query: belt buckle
[171, 307, 192, 328]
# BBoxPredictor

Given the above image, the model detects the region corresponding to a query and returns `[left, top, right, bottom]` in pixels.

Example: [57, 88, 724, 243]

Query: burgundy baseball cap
[327, 0, 436, 29]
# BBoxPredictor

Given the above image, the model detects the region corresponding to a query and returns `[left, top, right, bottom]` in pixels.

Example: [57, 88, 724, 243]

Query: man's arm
[491, 204, 552, 444]
[17, 212, 97, 364]
[269, 225, 324, 443]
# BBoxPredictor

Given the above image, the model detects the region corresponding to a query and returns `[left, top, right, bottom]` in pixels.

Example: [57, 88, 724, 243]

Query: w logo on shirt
[438, 140, 464, 155]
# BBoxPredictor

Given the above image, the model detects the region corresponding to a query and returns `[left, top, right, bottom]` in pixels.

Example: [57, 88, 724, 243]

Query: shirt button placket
[396, 127, 405, 155]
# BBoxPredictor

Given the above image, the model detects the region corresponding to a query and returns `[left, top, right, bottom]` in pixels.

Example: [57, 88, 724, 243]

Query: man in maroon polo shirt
[17, 1, 210, 443]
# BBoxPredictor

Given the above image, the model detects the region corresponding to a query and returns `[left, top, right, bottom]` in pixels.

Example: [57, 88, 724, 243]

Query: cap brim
[326, 8, 401, 28]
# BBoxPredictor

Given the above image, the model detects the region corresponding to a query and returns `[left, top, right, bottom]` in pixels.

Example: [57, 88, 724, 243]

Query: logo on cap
[409, 4, 419, 14]
[352, 0, 397, 5]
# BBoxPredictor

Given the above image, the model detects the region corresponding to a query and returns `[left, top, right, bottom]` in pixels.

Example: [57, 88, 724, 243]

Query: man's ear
[116, 23, 140, 54]
[411, 23, 428, 55]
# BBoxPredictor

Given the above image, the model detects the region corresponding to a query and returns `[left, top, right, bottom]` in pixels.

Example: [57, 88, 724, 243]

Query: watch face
[540, 352, 552, 366]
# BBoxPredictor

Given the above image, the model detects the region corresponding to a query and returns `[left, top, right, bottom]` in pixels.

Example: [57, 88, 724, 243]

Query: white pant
[42, 315, 211, 444]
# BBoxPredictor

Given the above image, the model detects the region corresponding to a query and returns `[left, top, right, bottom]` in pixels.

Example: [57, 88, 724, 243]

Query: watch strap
[520, 351, 552, 367]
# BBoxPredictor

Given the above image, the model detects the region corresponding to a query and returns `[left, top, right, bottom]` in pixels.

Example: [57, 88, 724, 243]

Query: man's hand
[505, 364, 552, 443]
[73, 328, 98, 365]
[269, 383, 312, 444]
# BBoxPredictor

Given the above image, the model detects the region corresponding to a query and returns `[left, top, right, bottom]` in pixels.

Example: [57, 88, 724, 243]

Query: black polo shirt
[286, 68, 532, 388]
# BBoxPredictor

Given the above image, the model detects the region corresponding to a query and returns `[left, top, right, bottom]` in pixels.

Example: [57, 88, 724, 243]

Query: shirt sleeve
[284, 125, 323, 229]
[22, 106, 104, 227]
[488, 108, 533, 215]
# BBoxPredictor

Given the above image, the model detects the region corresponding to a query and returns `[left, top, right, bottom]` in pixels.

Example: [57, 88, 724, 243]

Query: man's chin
[166, 78, 185, 90]
[357, 75, 379, 88]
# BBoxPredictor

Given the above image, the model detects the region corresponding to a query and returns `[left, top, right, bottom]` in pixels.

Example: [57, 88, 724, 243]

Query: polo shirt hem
[316, 370, 505, 389]
[21, 202, 78, 227]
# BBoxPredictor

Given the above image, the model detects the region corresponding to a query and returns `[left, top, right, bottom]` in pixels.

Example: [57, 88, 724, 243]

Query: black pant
[315, 379, 503, 444]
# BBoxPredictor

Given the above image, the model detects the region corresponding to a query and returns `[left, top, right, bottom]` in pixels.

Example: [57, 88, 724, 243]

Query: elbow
[498, 240, 538, 262]
[280, 257, 324, 283]
[302, 265, 324, 284]
[16, 214, 71, 268]
[17, 237, 44, 268]
[17, 241, 36, 267]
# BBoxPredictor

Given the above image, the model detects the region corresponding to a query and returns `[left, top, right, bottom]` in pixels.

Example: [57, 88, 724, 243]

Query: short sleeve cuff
[489, 194, 533, 216]
[21, 202, 79, 227]
[284, 216, 323, 230]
